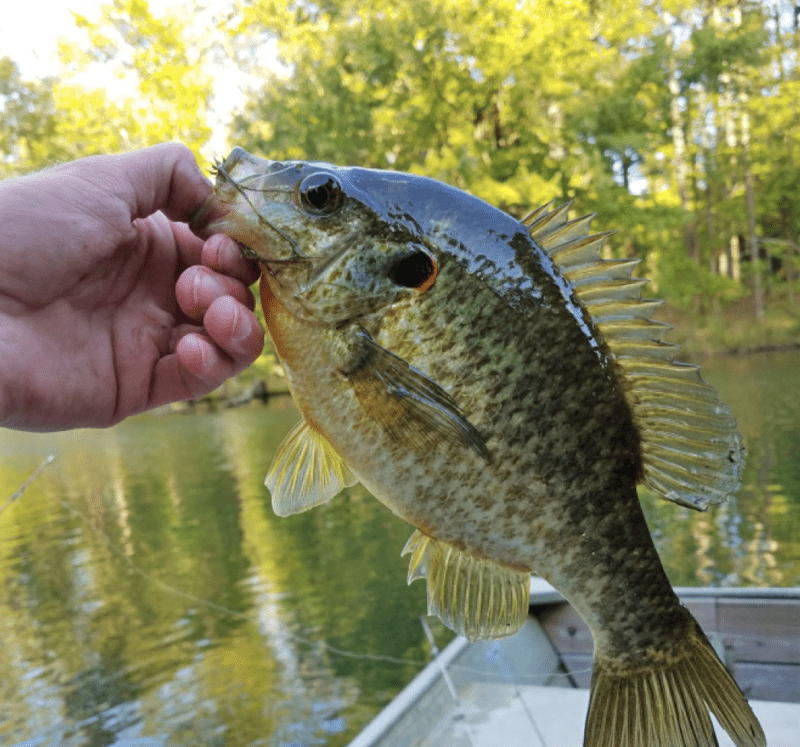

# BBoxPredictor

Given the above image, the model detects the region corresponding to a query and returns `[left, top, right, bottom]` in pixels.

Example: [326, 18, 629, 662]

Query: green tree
[60, 0, 214, 157]
[229, 0, 660, 213]
[0, 58, 59, 176]
[1, 0, 215, 178]
[227, 0, 799, 327]
[0, 55, 152, 176]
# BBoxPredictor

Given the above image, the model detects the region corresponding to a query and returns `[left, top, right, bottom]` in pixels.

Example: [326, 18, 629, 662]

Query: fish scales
[192, 147, 766, 747]
[377, 251, 684, 657]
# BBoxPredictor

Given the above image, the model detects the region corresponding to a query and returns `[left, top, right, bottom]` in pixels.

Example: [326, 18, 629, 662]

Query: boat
[349, 579, 800, 747]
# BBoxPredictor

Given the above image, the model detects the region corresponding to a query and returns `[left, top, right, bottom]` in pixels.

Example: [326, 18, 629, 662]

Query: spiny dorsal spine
[525, 203, 744, 510]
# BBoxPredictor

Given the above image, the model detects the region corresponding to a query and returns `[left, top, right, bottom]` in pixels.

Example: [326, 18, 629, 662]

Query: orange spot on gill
[416, 257, 438, 293]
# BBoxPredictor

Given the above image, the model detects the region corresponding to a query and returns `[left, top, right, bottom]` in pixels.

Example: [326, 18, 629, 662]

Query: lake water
[0, 350, 798, 747]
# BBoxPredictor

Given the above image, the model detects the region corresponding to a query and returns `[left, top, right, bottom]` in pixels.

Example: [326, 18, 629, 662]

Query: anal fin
[402, 530, 529, 642]
[266, 419, 358, 517]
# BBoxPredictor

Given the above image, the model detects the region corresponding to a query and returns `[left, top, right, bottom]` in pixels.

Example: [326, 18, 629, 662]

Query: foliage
[0, 58, 59, 176]
[62, 0, 214, 155]
[1, 0, 214, 178]
[229, 0, 653, 212]
[227, 0, 800, 322]
[2, 0, 800, 332]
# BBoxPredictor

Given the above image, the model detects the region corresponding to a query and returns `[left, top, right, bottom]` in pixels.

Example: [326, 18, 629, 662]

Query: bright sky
[0, 0, 277, 157]
[1, 0, 162, 79]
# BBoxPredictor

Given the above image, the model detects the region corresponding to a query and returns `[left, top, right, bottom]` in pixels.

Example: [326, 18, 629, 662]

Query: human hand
[0, 143, 264, 431]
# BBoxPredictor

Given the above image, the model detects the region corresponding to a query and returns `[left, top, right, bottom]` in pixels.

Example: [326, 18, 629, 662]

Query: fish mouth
[188, 149, 252, 235]
[219, 146, 249, 174]
[187, 192, 271, 263]
[189, 148, 302, 264]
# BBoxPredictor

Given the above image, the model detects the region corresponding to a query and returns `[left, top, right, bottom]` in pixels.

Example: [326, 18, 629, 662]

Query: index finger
[201, 234, 261, 286]
[170, 225, 260, 286]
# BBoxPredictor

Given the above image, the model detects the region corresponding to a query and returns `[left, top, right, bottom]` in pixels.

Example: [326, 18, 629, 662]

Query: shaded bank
[658, 297, 800, 359]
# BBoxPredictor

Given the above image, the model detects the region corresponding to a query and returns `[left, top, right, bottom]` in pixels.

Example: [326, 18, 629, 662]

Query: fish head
[193, 147, 444, 325]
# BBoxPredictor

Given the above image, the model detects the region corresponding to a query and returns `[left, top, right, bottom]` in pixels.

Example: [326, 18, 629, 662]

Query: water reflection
[0, 351, 798, 746]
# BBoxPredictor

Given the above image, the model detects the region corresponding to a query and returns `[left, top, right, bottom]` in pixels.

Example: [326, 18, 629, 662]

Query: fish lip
[188, 148, 299, 260]
[188, 148, 255, 236]
[219, 146, 249, 176]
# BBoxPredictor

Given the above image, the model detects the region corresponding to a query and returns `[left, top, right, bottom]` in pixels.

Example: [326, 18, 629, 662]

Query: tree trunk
[696, 84, 717, 275]
[741, 94, 763, 319]
[731, 235, 741, 283]
[666, 30, 698, 263]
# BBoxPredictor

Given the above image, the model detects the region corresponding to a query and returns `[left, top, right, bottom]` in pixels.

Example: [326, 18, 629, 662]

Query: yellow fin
[548, 230, 616, 267]
[345, 328, 490, 460]
[266, 419, 357, 517]
[402, 530, 529, 642]
[586, 621, 765, 747]
[526, 202, 744, 510]
[522, 199, 573, 243]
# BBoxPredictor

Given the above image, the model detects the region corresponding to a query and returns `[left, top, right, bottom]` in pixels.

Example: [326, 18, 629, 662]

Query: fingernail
[194, 270, 225, 302]
[230, 303, 253, 344]
[182, 334, 208, 370]
[204, 234, 228, 269]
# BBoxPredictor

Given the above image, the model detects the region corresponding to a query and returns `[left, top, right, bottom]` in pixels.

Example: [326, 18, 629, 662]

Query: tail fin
[585, 619, 766, 747]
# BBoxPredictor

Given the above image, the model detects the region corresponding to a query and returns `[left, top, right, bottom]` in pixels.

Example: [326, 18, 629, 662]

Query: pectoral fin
[342, 329, 490, 460]
[403, 530, 530, 642]
[266, 419, 358, 517]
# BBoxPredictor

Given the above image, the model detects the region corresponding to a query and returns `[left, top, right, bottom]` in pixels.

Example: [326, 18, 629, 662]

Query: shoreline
[654, 297, 800, 361]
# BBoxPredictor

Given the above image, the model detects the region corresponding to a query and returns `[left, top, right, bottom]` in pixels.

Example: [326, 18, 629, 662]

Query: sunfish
[192, 147, 765, 747]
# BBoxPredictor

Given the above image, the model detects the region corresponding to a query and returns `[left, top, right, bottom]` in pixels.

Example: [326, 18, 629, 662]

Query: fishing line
[420, 615, 480, 747]
[0, 470, 596, 714]
[0, 454, 55, 518]
[213, 160, 301, 256]
[57, 493, 596, 684]
[57, 493, 432, 668]
[6, 472, 595, 685]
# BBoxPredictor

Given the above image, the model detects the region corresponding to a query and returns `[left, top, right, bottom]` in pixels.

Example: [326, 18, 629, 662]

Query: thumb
[111, 142, 214, 224]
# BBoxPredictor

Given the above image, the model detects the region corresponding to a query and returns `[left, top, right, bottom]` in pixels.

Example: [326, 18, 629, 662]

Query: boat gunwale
[348, 580, 800, 746]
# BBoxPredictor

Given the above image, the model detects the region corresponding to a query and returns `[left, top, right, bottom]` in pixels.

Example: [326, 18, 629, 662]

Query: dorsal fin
[402, 530, 529, 642]
[526, 203, 744, 510]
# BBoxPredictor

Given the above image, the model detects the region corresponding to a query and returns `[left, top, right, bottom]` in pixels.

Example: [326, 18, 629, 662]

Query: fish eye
[388, 250, 438, 292]
[297, 173, 344, 216]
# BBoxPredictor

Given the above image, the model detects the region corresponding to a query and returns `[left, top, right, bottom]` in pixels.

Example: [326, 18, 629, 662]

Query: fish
[190, 146, 766, 747]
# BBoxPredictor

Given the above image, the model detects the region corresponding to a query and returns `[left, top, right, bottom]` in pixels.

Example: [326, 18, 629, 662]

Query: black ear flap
[388, 250, 438, 292]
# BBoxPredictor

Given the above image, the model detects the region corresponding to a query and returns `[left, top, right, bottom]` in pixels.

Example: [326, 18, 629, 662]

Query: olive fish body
[196, 147, 765, 747]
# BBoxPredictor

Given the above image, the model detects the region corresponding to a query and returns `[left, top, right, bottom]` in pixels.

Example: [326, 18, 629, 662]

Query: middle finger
[176, 265, 255, 321]
[202, 234, 261, 286]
